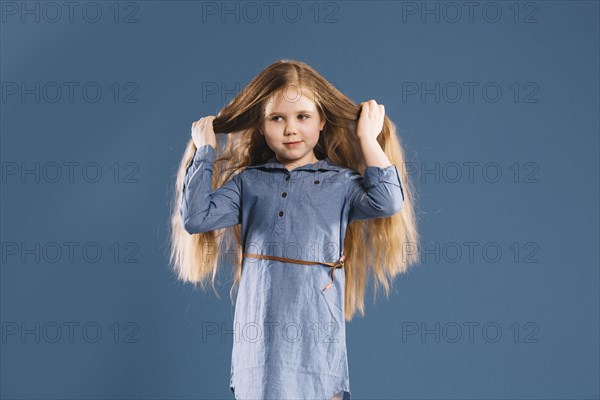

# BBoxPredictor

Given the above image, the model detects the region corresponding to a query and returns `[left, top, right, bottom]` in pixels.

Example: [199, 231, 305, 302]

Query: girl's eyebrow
[267, 110, 314, 116]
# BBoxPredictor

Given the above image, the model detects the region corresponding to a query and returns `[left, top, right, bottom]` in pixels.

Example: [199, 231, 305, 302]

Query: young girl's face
[261, 86, 325, 168]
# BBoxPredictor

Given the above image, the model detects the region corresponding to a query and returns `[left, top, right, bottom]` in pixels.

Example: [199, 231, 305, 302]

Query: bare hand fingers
[360, 100, 385, 117]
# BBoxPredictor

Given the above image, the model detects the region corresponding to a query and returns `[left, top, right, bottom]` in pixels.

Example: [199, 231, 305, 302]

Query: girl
[169, 60, 419, 400]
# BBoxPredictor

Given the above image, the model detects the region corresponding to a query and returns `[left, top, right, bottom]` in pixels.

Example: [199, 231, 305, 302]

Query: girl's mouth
[284, 141, 302, 147]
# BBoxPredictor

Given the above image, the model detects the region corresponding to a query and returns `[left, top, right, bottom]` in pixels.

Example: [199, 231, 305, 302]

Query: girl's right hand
[191, 115, 218, 150]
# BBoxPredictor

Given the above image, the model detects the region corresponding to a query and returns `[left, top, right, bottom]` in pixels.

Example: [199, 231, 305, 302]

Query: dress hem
[230, 385, 351, 400]
[326, 388, 351, 400]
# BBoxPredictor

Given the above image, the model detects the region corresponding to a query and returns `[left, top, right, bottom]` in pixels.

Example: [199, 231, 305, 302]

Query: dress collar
[246, 155, 341, 172]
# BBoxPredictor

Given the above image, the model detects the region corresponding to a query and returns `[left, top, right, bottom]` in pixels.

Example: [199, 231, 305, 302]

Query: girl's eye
[270, 115, 309, 122]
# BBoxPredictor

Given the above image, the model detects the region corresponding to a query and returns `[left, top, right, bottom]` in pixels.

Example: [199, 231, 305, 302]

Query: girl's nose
[285, 126, 298, 135]
[285, 120, 300, 133]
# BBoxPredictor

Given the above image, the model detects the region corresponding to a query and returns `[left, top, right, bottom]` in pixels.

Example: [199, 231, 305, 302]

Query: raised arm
[347, 99, 405, 221]
[347, 165, 404, 222]
[180, 144, 242, 234]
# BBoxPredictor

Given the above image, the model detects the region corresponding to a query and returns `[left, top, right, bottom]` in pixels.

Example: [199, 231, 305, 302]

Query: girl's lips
[284, 141, 302, 146]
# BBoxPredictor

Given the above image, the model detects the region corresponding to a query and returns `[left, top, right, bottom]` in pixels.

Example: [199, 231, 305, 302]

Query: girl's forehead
[265, 89, 318, 112]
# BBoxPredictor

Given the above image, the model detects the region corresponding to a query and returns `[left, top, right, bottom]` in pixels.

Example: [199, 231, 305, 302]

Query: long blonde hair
[168, 59, 420, 321]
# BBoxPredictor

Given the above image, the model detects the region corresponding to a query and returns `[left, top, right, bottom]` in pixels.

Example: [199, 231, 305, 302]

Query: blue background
[1, 0, 598, 399]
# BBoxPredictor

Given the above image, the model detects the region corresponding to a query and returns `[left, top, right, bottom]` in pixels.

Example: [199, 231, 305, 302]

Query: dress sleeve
[180, 144, 242, 234]
[346, 164, 405, 222]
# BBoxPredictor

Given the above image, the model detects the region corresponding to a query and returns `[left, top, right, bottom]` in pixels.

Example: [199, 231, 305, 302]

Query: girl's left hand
[356, 99, 385, 141]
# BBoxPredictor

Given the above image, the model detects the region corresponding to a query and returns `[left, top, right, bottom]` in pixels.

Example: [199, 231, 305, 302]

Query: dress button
[282, 192, 287, 197]
[285, 176, 290, 181]
[278, 211, 284, 216]
[314, 180, 320, 184]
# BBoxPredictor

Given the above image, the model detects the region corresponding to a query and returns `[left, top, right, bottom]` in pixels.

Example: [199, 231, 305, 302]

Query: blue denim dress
[181, 144, 404, 400]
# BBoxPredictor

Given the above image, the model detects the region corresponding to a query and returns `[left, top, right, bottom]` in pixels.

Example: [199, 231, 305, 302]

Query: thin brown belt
[241, 253, 346, 292]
